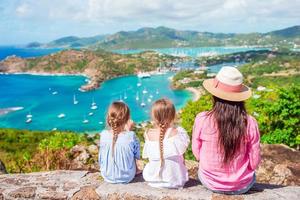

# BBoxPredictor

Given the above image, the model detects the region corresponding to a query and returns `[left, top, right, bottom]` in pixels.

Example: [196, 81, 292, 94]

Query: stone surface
[87, 145, 98, 155]
[0, 144, 299, 199]
[71, 186, 100, 200]
[0, 170, 299, 200]
[256, 144, 300, 186]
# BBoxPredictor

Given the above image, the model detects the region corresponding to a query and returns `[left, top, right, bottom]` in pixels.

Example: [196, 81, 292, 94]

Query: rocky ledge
[0, 170, 299, 200]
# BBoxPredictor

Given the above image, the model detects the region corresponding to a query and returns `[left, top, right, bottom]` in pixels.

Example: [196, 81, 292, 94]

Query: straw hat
[203, 66, 251, 102]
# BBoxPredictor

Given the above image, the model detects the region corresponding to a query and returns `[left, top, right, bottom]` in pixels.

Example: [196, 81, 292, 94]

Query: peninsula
[0, 49, 186, 91]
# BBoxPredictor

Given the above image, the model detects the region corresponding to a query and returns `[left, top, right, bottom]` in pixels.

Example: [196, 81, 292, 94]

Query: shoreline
[0, 72, 89, 78]
[185, 87, 202, 101]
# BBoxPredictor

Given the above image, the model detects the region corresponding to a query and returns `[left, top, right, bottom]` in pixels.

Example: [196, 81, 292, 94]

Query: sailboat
[90, 98, 98, 110]
[88, 112, 94, 116]
[119, 94, 124, 102]
[91, 98, 96, 106]
[52, 91, 58, 95]
[124, 92, 128, 100]
[140, 95, 146, 107]
[73, 94, 79, 105]
[142, 87, 148, 94]
[137, 82, 142, 87]
[82, 115, 89, 124]
[26, 112, 32, 118]
[156, 89, 159, 95]
[147, 98, 152, 102]
[57, 113, 66, 118]
[26, 118, 32, 123]
[135, 92, 139, 101]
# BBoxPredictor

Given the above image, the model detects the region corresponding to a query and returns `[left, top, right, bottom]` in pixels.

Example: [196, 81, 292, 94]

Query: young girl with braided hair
[142, 98, 190, 188]
[99, 101, 140, 183]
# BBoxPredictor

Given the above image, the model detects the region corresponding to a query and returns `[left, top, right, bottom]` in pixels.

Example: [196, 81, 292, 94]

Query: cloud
[0, 0, 299, 44]
[15, 3, 31, 17]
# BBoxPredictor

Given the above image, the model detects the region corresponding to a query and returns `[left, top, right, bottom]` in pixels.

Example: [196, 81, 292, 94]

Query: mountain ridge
[28, 25, 300, 49]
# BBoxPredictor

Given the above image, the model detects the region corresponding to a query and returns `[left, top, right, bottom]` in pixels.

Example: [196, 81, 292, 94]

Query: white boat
[137, 82, 142, 87]
[26, 112, 32, 118]
[90, 98, 98, 109]
[135, 92, 139, 101]
[137, 72, 151, 78]
[149, 94, 153, 98]
[82, 116, 89, 124]
[57, 113, 65, 118]
[124, 92, 128, 100]
[88, 112, 94, 116]
[119, 94, 124, 102]
[52, 91, 58, 95]
[73, 94, 79, 105]
[141, 96, 146, 107]
[26, 118, 32, 123]
[147, 98, 152, 102]
[142, 88, 148, 94]
[52, 128, 57, 131]
[99, 121, 104, 125]
[91, 105, 98, 110]
[156, 89, 159, 94]
[91, 98, 96, 106]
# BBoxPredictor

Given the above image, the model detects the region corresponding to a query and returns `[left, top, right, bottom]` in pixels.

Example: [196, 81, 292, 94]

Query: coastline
[0, 72, 89, 78]
[185, 87, 203, 101]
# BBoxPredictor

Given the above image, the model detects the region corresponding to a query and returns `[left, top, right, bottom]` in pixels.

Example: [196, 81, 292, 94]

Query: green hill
[267, 25, 300, 38]
[29, 25, 300, 49]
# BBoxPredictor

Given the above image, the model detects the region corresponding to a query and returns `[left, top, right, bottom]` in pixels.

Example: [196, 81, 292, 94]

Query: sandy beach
[186, 87, 203, 101]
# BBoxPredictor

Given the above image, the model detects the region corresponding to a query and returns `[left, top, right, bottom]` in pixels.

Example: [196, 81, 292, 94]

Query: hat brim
[203, 79, 252, 102]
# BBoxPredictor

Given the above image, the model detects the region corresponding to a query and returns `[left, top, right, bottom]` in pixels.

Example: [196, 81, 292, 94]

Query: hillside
[0, 49, 182, 91]
[30, 25, 300, 49]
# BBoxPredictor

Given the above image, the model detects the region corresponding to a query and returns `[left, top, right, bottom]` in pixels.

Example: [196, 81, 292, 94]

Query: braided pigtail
[151, 98, 176, 179]
[159, 123, 167, 169]
[109, 117, 120, 158]
[106, 101, 130, 158]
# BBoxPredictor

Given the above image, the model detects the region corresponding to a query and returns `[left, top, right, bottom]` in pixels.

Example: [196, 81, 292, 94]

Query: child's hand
[135, 160, 143, 175]
[125, 119, 135, 131]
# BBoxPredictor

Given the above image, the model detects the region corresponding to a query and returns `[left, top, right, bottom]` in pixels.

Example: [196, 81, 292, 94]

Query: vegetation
[36, 26, 300, 49]
[0, 129, 94, 173]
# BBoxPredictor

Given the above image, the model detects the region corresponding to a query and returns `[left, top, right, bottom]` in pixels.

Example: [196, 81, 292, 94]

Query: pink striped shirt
[192, 112, 261, 191]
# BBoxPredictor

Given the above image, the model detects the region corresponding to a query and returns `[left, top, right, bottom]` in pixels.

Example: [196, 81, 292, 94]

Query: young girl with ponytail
[192, 67, 261, 194]
[143, 98, 190, 188]
[99, 101, 140, 183]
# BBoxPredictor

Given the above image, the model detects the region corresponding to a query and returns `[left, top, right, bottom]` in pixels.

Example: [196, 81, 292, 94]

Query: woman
[192, 66, 261, 194]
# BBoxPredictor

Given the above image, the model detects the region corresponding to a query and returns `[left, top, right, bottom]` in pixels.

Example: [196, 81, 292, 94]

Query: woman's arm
[248, 117, 261, 170]
[192, 114, 203, 161]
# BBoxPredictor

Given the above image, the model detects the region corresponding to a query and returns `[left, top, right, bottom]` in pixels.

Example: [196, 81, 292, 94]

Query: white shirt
[142, 126, 190, 188]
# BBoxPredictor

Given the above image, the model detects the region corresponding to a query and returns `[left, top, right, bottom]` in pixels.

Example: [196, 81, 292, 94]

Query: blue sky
[0, 0, 299, 45]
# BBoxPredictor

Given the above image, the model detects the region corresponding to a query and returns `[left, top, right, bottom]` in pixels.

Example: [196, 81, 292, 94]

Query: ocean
[0, 73, 192, 132]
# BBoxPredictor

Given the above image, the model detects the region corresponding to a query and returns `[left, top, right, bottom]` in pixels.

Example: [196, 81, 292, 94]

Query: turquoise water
[0, 46, 63, 60]
[113, 47, 268, 57]
[0, 73, 192, 132]
[0, 46, 266, 61]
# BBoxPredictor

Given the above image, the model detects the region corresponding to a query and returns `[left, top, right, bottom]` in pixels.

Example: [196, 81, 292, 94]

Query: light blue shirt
[99, 130, 140, 183]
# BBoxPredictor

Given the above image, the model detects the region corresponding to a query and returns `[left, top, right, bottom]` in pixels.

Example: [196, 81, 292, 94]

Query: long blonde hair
[151, 99, 176, 169]
[106, 101, 130, 157]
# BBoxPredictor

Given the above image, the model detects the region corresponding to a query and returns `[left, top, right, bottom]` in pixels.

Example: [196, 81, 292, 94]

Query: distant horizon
[1, 24, 299, 46]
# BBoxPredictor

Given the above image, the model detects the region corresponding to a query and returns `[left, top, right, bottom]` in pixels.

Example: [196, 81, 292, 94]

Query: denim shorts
[199, 173, 256, 195]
